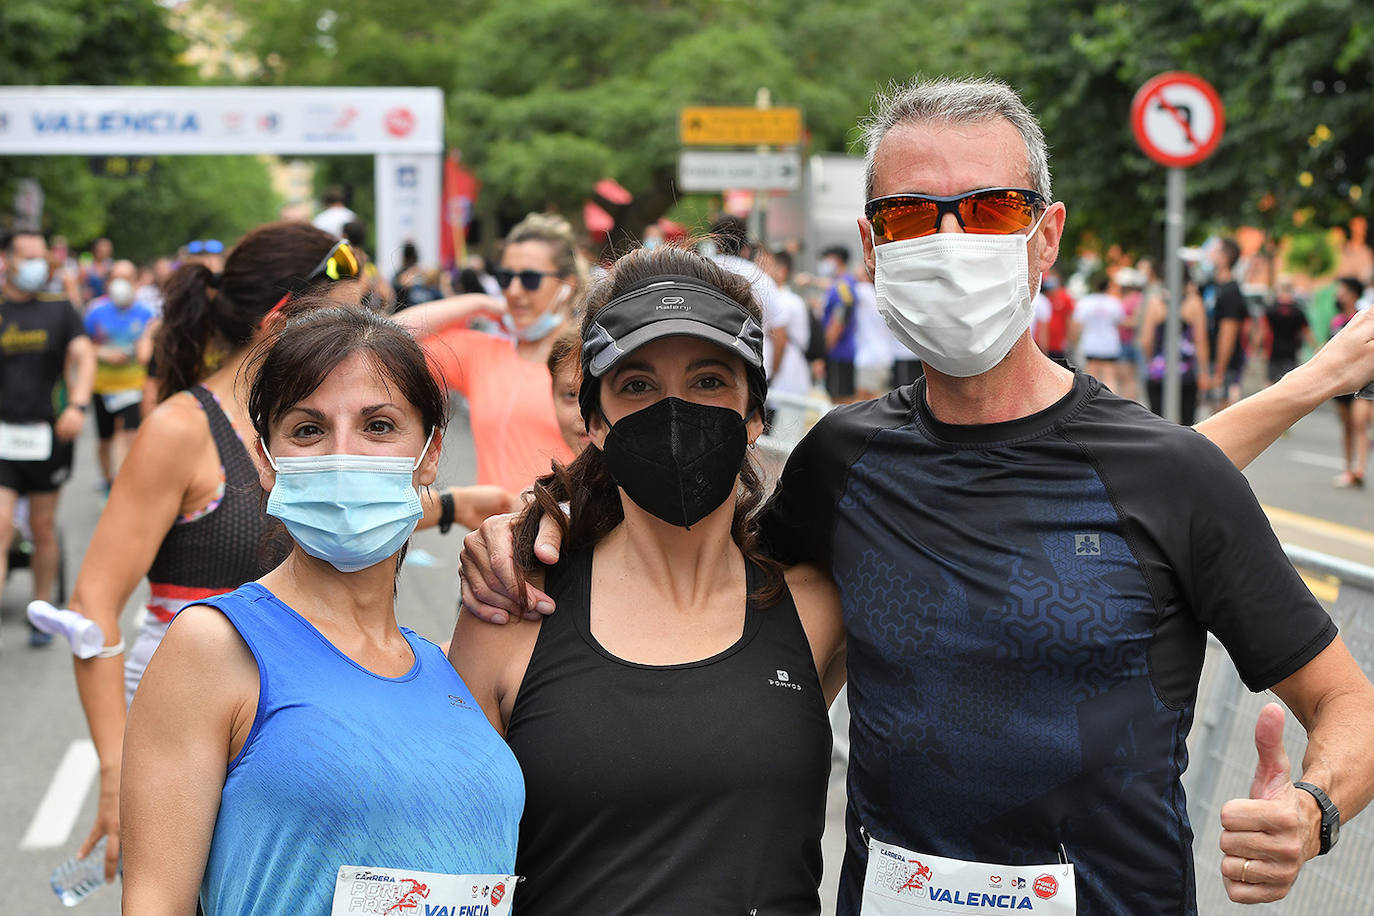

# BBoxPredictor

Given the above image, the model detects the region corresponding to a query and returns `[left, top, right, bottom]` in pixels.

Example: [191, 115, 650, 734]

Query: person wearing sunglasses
[393, 212, 585, 493]
[458, 77, 1374, 915]
[183, 238, 226, 273]
[58, 222, 518, 886]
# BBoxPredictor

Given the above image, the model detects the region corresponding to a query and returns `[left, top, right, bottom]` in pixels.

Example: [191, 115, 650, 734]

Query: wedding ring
[1241, 859, 1252, 883]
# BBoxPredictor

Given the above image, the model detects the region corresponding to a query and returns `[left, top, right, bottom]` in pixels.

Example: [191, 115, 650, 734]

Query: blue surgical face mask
[263, 432, 433, 573]
[13, 258, 50, 293]
[501, 284, 569, 342]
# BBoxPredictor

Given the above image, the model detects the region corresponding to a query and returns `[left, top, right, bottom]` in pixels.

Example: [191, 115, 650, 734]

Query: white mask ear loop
[412, 428, 436, 471]
[261, 440, 280, 472]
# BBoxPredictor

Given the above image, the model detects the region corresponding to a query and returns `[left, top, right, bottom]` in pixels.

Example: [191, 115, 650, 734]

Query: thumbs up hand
[1217, 703, 1322, 903]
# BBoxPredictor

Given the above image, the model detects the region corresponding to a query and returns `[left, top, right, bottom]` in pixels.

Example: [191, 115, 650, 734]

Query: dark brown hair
[155, 221, 338, 400]
[513, 244, 783, 604]
[246, 302, 448, 445]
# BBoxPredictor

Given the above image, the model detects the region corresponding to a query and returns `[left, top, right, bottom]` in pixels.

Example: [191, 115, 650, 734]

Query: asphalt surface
[2, 393, 1370, 914]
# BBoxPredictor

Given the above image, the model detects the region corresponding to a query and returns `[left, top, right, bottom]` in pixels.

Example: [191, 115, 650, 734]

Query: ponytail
[155, 262, 218, 401]
[149, 221, 339, 401]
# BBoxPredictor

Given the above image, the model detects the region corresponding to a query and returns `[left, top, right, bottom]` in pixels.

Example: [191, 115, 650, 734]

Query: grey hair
[860, 76, 1052, 202]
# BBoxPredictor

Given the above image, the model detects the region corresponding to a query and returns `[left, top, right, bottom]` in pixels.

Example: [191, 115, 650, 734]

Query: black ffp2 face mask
[600, 397, 749, 529]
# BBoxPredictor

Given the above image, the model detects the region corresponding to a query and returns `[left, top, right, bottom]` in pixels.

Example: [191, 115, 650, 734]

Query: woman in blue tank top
[449, 246, 847, 914]
[120, 304, 524, 914]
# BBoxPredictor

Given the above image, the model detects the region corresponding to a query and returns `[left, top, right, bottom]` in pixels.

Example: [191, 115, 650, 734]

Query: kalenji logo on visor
[656, 296, 691, 311]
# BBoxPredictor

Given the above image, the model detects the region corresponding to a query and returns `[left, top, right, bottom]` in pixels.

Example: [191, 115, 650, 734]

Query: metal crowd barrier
[757, 393, 1374, 913]
[1186, 547, 1374, 913]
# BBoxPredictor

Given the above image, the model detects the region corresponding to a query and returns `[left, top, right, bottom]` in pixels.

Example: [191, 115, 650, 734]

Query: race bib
[331, 865, 518, 916]
[862, 834, 1075, 915]
[102, 388, 143, 413]
[0, 422, 53, 461]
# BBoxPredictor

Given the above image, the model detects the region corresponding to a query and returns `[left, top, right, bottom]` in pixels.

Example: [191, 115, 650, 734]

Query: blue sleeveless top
[198, 582, 524, 915]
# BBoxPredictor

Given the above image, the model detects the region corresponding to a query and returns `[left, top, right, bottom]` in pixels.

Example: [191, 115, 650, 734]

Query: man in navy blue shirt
[462, 77, 1374, 915]
[760, 76, 1374, 914]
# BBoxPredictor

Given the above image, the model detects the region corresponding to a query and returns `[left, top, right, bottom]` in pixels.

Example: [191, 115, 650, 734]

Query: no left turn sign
[1131, 72, 1225, 168]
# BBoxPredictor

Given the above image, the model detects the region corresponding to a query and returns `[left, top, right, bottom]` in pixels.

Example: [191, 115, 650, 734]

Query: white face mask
[872, 212, 1047, 378]
[108, 278, 136, 307]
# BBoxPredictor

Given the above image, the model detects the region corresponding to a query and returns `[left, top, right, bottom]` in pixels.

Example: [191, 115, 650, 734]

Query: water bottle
[49, 836, 116, 906]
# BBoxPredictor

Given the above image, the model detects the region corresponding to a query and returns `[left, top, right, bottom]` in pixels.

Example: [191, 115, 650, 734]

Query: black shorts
[0, 438, 76, 495]
[94, 393, 143, 440]
[826, 360, 856, 399]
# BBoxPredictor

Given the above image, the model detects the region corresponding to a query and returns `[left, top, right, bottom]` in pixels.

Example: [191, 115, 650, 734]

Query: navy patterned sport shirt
[762, 372, 1334, 914]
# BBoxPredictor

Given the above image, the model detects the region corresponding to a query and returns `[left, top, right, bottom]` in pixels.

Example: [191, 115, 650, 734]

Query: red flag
[441, 150, 480, 269]
[583, 199, 614, 239]
[594, 177, 633, 206]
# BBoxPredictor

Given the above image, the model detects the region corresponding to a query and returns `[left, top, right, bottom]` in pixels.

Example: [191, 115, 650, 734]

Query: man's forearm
[1292, 684, 1374, 849]
[1194, 360, 1335, 470]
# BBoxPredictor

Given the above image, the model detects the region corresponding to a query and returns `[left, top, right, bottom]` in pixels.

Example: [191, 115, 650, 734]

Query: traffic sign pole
[1163, 167, 1185, 424]
[1132, 72, 1225, 425]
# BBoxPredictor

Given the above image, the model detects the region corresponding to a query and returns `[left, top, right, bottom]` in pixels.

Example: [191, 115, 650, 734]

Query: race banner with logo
[0, 86, 442, 156]
[331, 865, 518, 916]
[862, 834, 1075, 915]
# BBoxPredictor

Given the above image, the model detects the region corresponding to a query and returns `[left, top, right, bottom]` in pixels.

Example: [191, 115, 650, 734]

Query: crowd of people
[2, 75, 1374, 915]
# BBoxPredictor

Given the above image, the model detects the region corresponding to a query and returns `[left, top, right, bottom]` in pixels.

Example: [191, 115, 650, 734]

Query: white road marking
[20, 739, 98, 849]
[1287, 449, 1347, 470]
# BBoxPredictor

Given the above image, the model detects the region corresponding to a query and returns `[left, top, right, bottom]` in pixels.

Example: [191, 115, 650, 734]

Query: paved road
[2, 398, 1370, 913]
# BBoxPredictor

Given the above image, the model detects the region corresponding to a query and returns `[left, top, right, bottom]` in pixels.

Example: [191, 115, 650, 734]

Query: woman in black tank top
[449, 246, 846, 915]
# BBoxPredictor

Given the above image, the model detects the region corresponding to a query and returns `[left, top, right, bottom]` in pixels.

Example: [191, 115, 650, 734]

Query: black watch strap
[1293, 781, 1340, 855]
[438, 490, 456, 534]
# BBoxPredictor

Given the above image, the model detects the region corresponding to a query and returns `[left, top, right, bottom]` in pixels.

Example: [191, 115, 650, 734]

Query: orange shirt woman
[397, 213, 586, 493]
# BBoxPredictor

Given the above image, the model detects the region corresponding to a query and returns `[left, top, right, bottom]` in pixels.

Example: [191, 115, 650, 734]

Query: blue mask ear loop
[261, 428, 436, 472]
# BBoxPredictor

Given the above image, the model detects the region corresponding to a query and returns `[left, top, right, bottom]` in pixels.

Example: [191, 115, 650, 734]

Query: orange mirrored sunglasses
[866, 187, 1047, 242]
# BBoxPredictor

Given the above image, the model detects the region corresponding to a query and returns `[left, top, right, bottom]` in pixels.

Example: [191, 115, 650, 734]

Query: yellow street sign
[679, 106, 803, 146]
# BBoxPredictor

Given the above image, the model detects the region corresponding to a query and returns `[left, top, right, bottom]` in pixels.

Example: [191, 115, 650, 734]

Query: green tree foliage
[1009, 0, 1374, 255]
[220, 0, 1010, 236]
[0, 0, 280, 261]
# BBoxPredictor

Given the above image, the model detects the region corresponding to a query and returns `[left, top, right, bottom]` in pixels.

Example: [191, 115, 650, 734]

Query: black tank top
[146, 386, 282, 592]
[507, 548, 832, 916]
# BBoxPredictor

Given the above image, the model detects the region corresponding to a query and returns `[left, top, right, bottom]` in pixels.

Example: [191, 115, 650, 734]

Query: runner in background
[1331, 277, 1370, 488]
[1141, 277, 1212, 425]
[1208, 237, 1249, 409]
[820, 245, 860, 402]
[310, 186, 356, 239]
[82, 237, 115, 302]
[84, 260, 155, 490]
[1114, 266, 1144, 402]
[0, 229, 96, 645]
[1264, 281, 1312, 386]
[45, 235, 84, 305]
[851, 260, 893, 400]
[1033, 267, 1074, 361]
[1071, 271, 1124, 390]
[761, 249, 814, 401]
[393, 212, 583, 493]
